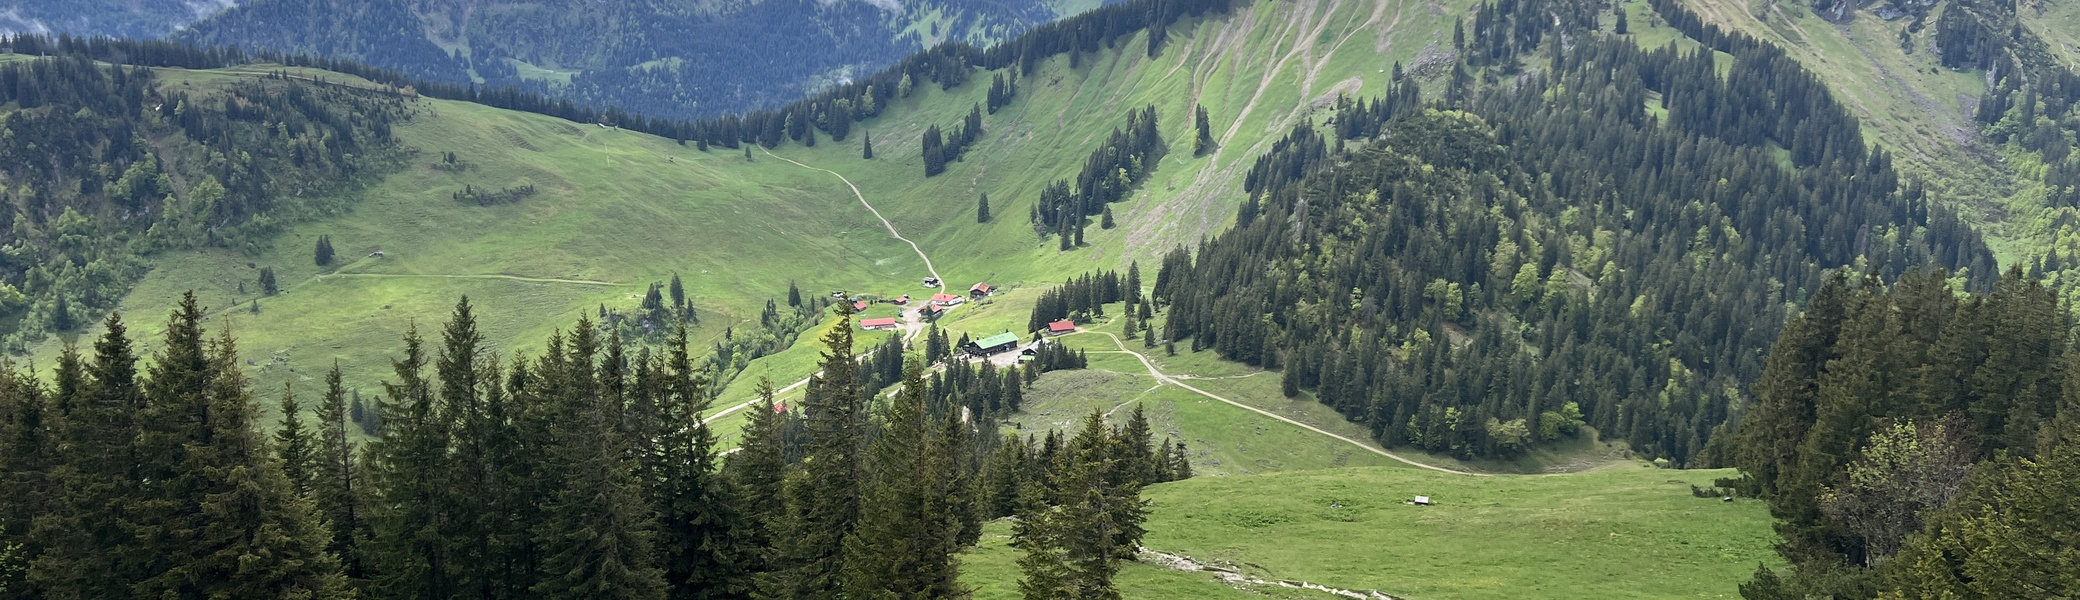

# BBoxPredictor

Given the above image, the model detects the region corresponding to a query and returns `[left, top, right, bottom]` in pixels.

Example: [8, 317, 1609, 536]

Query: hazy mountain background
[0, 0, 236, 38]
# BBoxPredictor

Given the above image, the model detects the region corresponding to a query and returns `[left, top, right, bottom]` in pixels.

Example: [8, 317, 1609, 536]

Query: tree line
[0, 295, 1185, 599]
[1730, 268, 2080, 599]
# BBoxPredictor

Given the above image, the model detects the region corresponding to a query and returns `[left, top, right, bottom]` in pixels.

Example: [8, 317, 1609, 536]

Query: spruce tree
[260, 266, 279, 295]
[0, 351, 58, 600]
[30, 314, 143, 598]
[532, 318, 668, 600]
[656, 324, 750, 599]
[313, 363, 367, 581]
[129, 294, 350, 598]
[863, 131, 874, 159]
[726, 377, 787, 561]
[315, 234, 335, 266]
[978, 193, 992, 223]
[364, 322, 457, 598]
[842, 358, 965, 599]
[1101, 206, 1115, 229]
[1193, 105, 1215, 156]
[761, 304, 866, 598]
[787, 281, 803, 308]
[276, 383, 316, 497]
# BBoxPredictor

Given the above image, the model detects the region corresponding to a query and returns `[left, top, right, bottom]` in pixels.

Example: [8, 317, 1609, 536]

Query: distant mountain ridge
[175, 0, 1096, 119]
[0, 0, 236, 38]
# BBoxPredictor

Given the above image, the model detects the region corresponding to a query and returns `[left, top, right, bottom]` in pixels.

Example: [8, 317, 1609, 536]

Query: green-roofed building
[965, 332, 1021, 356]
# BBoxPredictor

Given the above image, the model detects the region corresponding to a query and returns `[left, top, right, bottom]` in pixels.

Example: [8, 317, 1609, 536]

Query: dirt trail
[702, 371, 814, 425]
[1083, 331, 1482, 476]
[760, 148, 944, 284]
[1140, 547, 1403, 599]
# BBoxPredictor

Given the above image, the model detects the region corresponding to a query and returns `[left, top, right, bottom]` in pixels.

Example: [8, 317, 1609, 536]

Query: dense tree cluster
[1000, 406, 1184, 599]
[0, 295, 349, 599]
[923, 104, 986, 177]
[1028, 269, 1137, 333]
[1153, 0, 1992, 463]
[0, 53, 404, 351]
[1032, 107, 1163, 247]
[1731, 269, 2080, 599]
[987, 72, 1021, 114]
[0, 293, 1173, 599]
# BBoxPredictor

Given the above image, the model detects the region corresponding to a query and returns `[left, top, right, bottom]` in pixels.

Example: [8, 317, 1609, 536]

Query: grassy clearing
[960, 520, 1346, 600]
[1137, 464, 1779, 599]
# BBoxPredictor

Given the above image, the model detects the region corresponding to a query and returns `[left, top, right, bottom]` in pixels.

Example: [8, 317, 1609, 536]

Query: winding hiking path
[760, 148, 944, 284]
[702, 372, 813, 425]
[1084, 330, 1482, 476]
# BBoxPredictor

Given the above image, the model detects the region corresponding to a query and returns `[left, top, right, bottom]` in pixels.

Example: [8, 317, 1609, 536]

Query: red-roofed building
[860, 317, 898, 330]
[969, 282, 996, 298]
[893, 295, 910, 305]
[930, 293, 963, 306]
[1046, 320, 1076, 335]
[920, 304, 948, 321]
[854, 300, 870, 312]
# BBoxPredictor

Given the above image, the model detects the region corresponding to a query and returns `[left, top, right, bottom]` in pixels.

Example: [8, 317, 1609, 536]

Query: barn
[965, 332, 1021, 356]
[859, 317, 898, 331]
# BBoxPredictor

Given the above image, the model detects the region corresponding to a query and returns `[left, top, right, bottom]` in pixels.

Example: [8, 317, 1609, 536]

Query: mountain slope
[1672, 0, 2080, 299]
[175, 0, 1096, 119]
[0, 0, 234, 38]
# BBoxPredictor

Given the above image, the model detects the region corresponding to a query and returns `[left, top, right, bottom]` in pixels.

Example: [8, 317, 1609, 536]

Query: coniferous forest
[0, 298, 1176, 599]
[1156, 0, 1991, 464]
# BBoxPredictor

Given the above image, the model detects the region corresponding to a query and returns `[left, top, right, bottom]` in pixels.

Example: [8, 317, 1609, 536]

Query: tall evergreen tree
[313, 363, 367, 581]
[532, 319, 667, 600]
[0, 351, 58, 600]
[656, 324, 750, 599]
[316, 234, 335, 266]
[276, 383, 316, 497]
[1193, 104, 1215, 156]
[29, 314, 143, 598]
[842, 358, 966, 599]
[761, 305, 866, 598]
[978, 193, 992, 223]
[364, 321, 456, 599]
[259, 266, 279, 295]
[726, 377, 787, 564]
[128, 294, 349, 598]
[862, 131, 874, 159]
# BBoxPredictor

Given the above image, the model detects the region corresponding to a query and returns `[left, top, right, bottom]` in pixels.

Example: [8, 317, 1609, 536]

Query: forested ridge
[1151, 0, 1992, 463]
[174, 0, 1068, 120]
[0, 51, 405, 352]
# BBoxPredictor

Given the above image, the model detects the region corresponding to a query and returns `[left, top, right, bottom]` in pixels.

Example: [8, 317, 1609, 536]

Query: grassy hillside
[1666, 0, 2059, 262]
[39, 0, 1475, 432]
[961, 464, 1779, 599]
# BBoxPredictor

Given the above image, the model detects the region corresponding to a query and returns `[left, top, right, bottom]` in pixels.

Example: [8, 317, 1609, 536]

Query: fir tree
[364, 321, 457, 598]
[313, 362, 367, 580]
[276, 383, 317, 497]
[532, 318, 667, 600]
[1193, 105, 1215, 156]
[315, 234, 335, 266]
[656, 324, 750, 599]
[30, 314, 143, 598]
[259, 266, 279, 295]
[978, 193, 992, 223]
[787, 281, 803, 308]
[842, 358, 966, 598]
[726, 377, 787, 561]
[128, 294, 349, 598]
[761, 304, 866, 598]
[862, 131, 874, 159]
